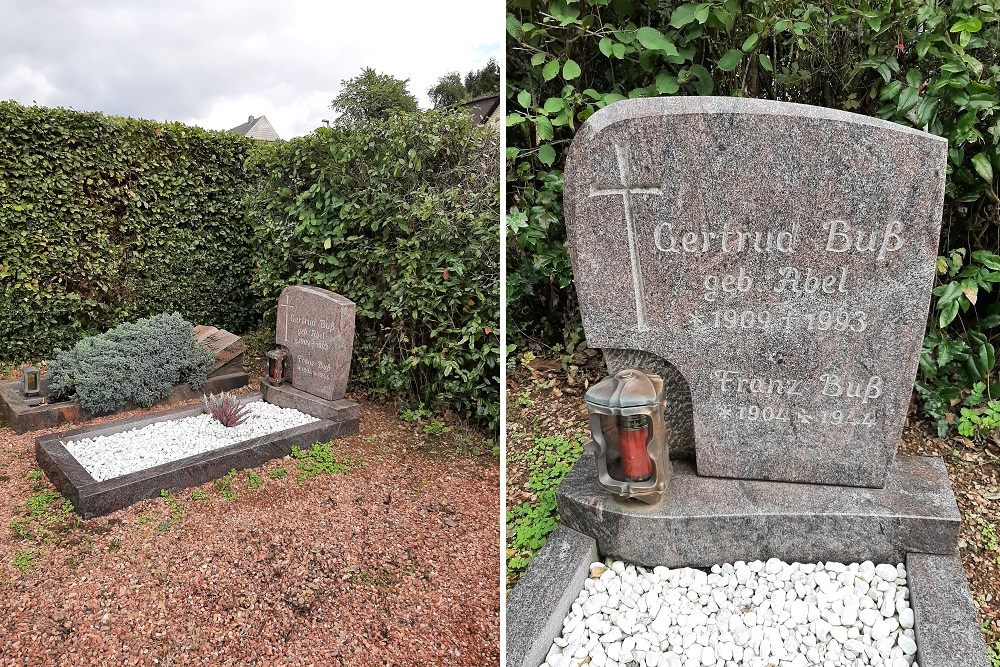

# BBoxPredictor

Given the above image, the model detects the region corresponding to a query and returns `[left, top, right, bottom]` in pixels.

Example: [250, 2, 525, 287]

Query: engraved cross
[278, 302, 294, 340]
[589, 142, 662, 329]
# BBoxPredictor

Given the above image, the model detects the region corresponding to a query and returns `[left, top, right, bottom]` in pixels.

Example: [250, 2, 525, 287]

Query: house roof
[227, 115, 280, 141]
[460, 95, 500, 125]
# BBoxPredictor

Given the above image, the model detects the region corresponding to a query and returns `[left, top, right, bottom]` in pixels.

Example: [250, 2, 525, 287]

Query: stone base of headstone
[557, 452, 961, 568]
[259, 379, 359, 423]
[0, 371, 249, 434]
[35, 393, 356, 519]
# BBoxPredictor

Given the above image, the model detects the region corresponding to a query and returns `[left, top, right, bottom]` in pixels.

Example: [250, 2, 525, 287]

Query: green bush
[48, 313, 214, 414]
[507, 0, 1000, 430]
[249, 111, 501, 432]
[0, 101, 260, 362]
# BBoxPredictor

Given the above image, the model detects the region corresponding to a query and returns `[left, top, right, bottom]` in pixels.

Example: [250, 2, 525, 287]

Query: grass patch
[291, 442, 354, 484]
[246, 470, 263, 490]
[506, 434, 585, 587]
[13, 549, 38, 571]
[214, 470, 238, 501]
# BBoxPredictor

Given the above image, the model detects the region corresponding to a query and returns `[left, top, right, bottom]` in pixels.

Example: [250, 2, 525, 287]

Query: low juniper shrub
[48, 313, 214, 414]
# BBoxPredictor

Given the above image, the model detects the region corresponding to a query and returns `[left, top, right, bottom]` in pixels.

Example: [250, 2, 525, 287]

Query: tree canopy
[330, 67, 418, 124]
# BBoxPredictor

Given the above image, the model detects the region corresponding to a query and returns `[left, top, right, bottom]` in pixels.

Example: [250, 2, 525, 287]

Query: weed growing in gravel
[156, 490, 186, 533]
[246, 470, 263, 490]
[25, 470, 42, 481]
[422, 421, 451, 437]
[268, 467, 288, 480]
[10, 518, 35, 541]
[290, 442, 353, 484]
[25, 491, 62, 516]
[13, 549, 38, 571]
[976, 516, 1000, 566]
[506, 434, 585, 586]
[400, 407, 431, 423]
[12, 487, 76, 547]
[190, 490, 207, 501]
[215, 470, 238, 501]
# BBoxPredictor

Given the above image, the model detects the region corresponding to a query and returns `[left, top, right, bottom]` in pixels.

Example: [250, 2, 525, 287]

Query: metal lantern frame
[585, 369, 671, 505]
[266, 348, 288, 386]
[21, 365, 41, 397]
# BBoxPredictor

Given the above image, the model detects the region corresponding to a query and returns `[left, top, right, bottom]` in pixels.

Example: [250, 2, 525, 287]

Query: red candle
[618, 416, 653, 481]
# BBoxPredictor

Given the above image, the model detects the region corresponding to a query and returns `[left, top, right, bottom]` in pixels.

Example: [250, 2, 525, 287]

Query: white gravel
[65, 401, 319, 481]
[542, 558, 920, 667]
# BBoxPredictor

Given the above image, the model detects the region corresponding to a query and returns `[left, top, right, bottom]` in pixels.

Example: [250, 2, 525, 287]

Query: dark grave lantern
[21, 366, 41, 398]
[266, 348, 287, 386]
[584, 368, 671, 505]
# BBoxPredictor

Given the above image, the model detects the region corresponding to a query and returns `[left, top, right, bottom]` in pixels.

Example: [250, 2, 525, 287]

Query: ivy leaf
[537, 144, 556, 166]
[517, 90, 532, 109]
[717, 49, 743, 72]
[972, 152, 994, 184]
[669, 4, 698, 28]
[542, 58, 560, 81]
[599, 37, 614, 57]
[612, 43, 626, 59]
[563, 59, 581, 80]
[655, 73, 679, 94]
[940, 300, 960, 328]
[535, 116, 553, 141]
[543, 97, 565, 113]
[636, 27, 678, 56]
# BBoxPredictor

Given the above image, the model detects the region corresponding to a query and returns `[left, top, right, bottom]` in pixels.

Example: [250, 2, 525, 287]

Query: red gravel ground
[0, 399, 499, 666]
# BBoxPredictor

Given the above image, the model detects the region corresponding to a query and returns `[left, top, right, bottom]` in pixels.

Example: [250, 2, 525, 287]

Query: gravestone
[194, 325, 246, 376]
[262, 285, 358, 423]
[507, 97, 989, 667]
[563, 96, 947, 488]
[275, 285, 355, 401]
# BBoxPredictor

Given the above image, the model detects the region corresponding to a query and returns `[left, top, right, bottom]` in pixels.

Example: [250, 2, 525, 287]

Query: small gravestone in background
[564, 96, 947, 488]
[194, 325, 246, 378]
[261, 285, 359, 423]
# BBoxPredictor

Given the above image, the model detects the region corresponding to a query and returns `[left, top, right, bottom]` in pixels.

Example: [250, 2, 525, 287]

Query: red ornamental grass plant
[204, 391, 250, 427]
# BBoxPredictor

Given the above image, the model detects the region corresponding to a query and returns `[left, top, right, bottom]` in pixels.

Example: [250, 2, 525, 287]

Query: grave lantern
[584, 368, 670, 504]
[266, 349, 287, 385]
[21, 365, 41, 397]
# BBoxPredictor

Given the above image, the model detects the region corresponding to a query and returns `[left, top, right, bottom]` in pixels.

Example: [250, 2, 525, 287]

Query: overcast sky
[0, 1, 501, 138]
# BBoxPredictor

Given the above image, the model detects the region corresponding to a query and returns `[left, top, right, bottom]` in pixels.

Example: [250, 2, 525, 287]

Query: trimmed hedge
[0, 102, 259, 361]
[249, 111, 501, 431]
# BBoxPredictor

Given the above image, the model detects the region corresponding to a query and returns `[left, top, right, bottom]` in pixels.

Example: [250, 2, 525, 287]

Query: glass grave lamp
[266, 348, 287, 386]
[21, 365, 41, 398]
[584, 368, 671, 504]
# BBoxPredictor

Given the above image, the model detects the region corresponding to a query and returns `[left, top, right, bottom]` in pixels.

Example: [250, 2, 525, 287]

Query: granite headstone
[194, 325, 246, 376]
[564, 97, 947, 487]
[275, 286, 355, 401]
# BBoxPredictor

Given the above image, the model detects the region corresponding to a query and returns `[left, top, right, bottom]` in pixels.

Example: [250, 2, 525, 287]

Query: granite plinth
[506, 527, 598, 667]
[35, 393, 357, 519]
[259, 378, 359, 422]
[564, 97, 948, 487]
[908, 552, 991, 667]
[558, 451, 960, 568]
[1, 371, 249, 434]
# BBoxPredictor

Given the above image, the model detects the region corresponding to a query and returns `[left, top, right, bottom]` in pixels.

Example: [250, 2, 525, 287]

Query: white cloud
[0, 0, 501, 137]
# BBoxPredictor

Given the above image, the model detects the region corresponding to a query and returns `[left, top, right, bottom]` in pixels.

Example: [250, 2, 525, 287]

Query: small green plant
[246, 470, 263, 490]
[13, 549, 38, 572]
[25, 470, 42, 481]
[957, 382, 1000, 439]
[204, 391, 251, 427]
[10, 518, 35, 541]
[268, 467, 288, 480]
[47, 313, 215, 414]
[506, 434, 585, 585]
[400, 407, 431, 423]
[190, 490, 207, 501]
[214, 470, 238, 501]
[159, 489, 185, 523]
[25, 491, 62, 517]
[291, 442, 353, 484]
[422, 421, 451, 437]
